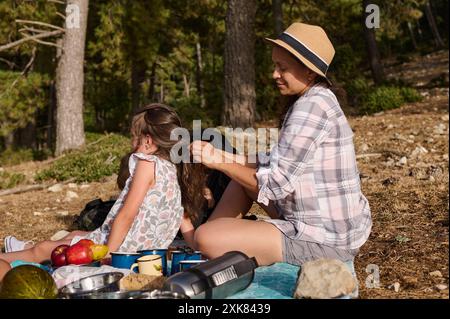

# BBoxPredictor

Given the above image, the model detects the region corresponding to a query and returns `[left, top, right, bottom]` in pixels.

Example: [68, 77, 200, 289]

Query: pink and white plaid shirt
[256, 83, 372, 250]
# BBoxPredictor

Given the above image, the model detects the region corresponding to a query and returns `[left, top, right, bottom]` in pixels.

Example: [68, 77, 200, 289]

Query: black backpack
[71, 198, 116, 231]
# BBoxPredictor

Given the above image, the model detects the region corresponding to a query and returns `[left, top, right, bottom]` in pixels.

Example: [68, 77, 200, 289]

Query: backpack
[71, 198, 116, 231]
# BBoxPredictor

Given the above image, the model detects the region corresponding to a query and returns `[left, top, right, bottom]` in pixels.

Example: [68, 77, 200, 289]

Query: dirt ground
[0, 50, 448, 299]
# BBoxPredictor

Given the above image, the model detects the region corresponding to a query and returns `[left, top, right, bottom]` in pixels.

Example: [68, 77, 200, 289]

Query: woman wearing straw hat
[190, 23, 372, 266]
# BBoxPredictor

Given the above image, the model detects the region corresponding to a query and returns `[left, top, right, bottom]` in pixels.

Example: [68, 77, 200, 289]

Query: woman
[190, 23, 372, 266]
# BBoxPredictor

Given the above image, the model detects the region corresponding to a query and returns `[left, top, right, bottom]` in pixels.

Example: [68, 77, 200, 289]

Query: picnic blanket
[227, 261, 358, 299]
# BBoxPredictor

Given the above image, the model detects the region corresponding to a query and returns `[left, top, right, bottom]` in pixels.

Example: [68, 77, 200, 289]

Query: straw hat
[265, 22, 335, 85]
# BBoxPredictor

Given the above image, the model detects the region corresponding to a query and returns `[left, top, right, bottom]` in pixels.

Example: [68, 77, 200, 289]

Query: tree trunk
[131, 59, 147, 115]
[148, 61, 157, 101]
[272, 0, 284, 37]
[183, 74, 190, 98]
[55, 0, 89, 155]
[407, 22, 418, 49]
[362, 0, 385, 85]
[223, 0, 256, 128]
[195, 41, 206, 108]
[424, 0, 444, 48]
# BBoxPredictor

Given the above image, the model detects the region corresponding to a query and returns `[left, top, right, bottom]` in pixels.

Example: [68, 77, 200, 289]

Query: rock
[50, 230, 70, 241]
[360, 143, 369, 152]
[383, 158, 395, 167]
[428, 176, 435, 182]
[48, 184, 63, 193]
[397, 157, 408, 166]
[33, 212, 43, 216]
[393, 282, 401, 292]
[0, 167, 4, 173]
[441, 115, 449, 122]
[64, 191, 79, 202]
[6, 212, 12, 216]
[433, 123, 447, 135]
[387, 124, 394, 129]
[68, 183, 78, 189]
[80, 184, 90, 189]
[436, 284, 448, 291]
[410, 146, 428, 159]
[56, 211, 69, 217]
[425, 138, 434, 143]
[293, 259, 357, 299]
[44, 207, 50, 211]
[367, 132, 373, 136]
[429, 271, 443, 278]
[443, 154, 449, 161]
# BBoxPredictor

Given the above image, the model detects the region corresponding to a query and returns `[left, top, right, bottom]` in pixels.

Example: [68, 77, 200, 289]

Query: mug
[179, 260, 207, 272]
[111, 252, 141, 270]
[138, 249, 168, 276]
[130, 255, 163, 276]
[170, 250, 203, 275]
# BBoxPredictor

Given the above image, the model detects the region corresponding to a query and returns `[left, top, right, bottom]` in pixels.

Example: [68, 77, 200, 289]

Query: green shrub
[360, 86, 422, 114]
[0, 147, 52, 166]
[0, 170, 26, 190]
[35, 133, 130, 183]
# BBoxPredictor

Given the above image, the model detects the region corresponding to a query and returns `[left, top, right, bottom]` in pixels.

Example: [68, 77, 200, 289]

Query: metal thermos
[162, 251, 258, 299]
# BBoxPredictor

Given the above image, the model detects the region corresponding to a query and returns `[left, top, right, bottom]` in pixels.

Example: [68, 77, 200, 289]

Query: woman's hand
[189, 141, 223, 169]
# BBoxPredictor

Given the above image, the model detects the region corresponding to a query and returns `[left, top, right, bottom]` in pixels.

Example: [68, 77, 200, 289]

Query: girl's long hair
[131, 103, 207, 224]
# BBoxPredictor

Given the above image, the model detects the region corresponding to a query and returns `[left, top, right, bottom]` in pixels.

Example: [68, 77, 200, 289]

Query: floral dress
[84, 153, 184, 252]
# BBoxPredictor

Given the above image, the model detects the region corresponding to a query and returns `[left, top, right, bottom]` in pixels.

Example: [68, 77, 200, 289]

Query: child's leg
[16, 230, 90, 250]
[0, 239, 72, 264]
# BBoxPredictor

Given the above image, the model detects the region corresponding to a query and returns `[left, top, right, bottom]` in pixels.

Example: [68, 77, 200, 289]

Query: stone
[33, 211, 43, 216]
[435, 284, 448, 291]
[293, 259, 357, 299]
[410, 146, 428, 159]
[429, 271, 443, 278]
[387, 124, 394, 129]
[80, 184, 90, 189]
[360, 143, 369, 152]
[64, 191, 79, 202]
[48, 184, 63, 193]
[397, 157, 408, 166]
[56, 211, 69, 217]
[68, 183, 78, 189]
[393, 282, 401, 292]
[433, 123, 447, 135]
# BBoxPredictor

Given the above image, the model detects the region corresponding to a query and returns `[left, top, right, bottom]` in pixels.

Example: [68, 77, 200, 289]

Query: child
[0, 103, 206, 273]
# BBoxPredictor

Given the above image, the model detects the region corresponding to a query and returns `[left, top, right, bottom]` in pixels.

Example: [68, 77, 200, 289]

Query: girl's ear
[144, 134, 153, 148]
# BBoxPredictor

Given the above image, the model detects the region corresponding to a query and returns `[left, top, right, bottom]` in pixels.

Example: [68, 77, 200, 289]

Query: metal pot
[132, 289, 189, 299]
[59, 272, 124, 299]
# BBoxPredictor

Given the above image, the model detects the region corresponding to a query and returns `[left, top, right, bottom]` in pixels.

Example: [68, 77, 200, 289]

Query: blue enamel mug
[138, 249, 168, 276]
[111, 252, 141, 271]
[170, 250, 203, 275]
[179, 259, 207, 272]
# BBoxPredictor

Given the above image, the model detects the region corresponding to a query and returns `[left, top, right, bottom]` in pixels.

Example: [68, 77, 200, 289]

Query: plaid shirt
[256, 83, 372, 250]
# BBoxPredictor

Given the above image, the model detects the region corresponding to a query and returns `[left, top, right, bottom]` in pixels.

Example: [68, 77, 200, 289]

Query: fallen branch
[0, 177, 76, 197]
[356, 153, 383, 159]
[0, 29, 63, 52]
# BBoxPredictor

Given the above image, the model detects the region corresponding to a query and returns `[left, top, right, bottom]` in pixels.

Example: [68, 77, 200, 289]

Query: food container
[59, 272, 124, 299]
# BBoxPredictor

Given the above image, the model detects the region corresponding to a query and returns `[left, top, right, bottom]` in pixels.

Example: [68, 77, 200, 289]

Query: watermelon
[0, 265, 58, 299]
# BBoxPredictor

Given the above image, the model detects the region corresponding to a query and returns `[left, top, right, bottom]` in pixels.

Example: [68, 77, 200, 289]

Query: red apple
[65, 243, 94, 265]
[76, 239, 95, 248]
[51, 244, 70, 267]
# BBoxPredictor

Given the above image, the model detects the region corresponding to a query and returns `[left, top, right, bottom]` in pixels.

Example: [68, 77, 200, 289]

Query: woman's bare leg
[0, 239, 72, 264]
[19, 230, 90, 250]
[208, 180, 278, 221]
[194, 218, 283, 266]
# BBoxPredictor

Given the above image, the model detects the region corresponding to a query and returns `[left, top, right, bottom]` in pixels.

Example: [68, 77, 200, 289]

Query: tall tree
[362, 0, 385, 85]
[272, 0, 284, 37]
[55, 0, 89, 155]
[424, 0, 444, 48]
[223, 0, 257, 127]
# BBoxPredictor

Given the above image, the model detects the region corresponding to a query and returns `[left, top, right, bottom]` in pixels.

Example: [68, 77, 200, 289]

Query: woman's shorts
[282, 235, 359, 265]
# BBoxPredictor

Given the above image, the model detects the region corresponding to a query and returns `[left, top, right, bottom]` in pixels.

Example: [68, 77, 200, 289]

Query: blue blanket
[227, 261, 358, 299]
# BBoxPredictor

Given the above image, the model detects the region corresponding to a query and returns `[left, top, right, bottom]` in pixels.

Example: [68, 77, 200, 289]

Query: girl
[0, 104, 206, 269]
[190, 22, 372, 266]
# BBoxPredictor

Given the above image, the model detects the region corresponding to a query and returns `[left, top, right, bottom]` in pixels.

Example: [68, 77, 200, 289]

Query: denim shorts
[282, 235, 359, 265]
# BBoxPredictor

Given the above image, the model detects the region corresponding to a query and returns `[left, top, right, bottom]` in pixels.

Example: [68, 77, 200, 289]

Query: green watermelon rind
[0, 265, 58, 299]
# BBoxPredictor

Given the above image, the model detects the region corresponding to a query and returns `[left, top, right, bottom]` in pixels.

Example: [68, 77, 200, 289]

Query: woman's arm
[179, 213, 196, 249]
[107, 160, 155, 252]
[190, 141, 258, 193]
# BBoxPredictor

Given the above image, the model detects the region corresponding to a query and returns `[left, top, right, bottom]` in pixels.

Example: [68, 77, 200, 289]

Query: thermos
[163, 251, 258, 299]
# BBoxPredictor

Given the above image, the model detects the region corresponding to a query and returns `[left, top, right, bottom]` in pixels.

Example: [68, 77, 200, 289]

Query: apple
[65, 243, 94, 265]
[51, 244, 70, 267]
[76, 239, 95, 248]
[90, 244, 109, 261]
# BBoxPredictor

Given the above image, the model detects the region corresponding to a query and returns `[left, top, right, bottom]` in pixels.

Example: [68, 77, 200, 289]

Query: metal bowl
[59, 272, 124, 299]
[133, 289, 189, 299]
[66, 289, 154, 299]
